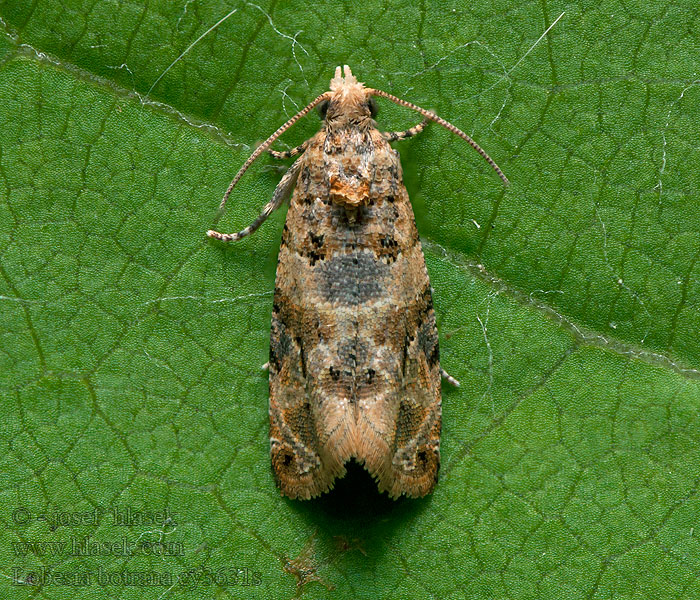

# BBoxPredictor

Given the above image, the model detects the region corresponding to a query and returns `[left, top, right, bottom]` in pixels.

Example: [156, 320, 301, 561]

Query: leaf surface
[1, 1, 699, 598]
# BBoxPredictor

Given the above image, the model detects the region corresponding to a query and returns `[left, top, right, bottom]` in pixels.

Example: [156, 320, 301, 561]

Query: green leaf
[1, 1, 699, 598]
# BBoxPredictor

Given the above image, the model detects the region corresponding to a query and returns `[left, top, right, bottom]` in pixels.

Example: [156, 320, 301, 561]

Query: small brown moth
[208, 66, 508, 499]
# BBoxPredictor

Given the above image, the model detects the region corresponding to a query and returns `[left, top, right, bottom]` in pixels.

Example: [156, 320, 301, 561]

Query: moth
[208, 66, 508, 499]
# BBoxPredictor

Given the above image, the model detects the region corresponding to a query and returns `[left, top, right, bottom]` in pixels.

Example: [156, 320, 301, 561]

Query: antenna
[369, 88, 509, 186]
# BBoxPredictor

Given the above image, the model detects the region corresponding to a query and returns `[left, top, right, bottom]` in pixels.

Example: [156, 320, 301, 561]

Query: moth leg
[383, 117, 430, 143]
[440, 368, 460, 387]
[268, 140, 308, 160]
[207, 157, 302, 242]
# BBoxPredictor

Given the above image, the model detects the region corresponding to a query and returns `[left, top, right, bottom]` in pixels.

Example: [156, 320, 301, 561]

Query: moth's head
[318, 65, 377, 126]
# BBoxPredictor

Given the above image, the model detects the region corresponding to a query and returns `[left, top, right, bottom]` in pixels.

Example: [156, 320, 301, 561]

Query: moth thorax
[329, 173, 370, 209]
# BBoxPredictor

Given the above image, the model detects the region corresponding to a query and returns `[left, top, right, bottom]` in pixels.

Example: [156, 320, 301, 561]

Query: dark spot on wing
[379, 233, 400, 263]
[318, 252, 389, 305]
[416, 286, 439, 366]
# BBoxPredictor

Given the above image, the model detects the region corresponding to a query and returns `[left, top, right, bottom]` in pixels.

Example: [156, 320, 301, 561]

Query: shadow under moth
[208, 66, 508, 499]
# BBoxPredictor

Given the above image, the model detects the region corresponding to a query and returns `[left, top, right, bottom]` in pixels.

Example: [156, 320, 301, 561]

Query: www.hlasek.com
[13, 536, 183, 557]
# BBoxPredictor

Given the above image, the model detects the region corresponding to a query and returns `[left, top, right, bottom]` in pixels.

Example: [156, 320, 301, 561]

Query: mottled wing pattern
[269, 127, 441, 499]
